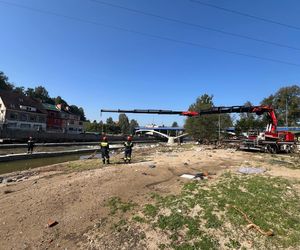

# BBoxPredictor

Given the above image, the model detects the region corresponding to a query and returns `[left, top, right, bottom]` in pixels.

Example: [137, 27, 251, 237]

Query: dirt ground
[0, 143, 299, 250]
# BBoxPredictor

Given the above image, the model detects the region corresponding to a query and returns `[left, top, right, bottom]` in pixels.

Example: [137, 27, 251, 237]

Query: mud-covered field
[0, 144, 299, 249]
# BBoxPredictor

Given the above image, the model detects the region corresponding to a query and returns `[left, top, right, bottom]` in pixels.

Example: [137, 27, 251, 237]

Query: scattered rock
[238, 167, 266, 174]
[184, 162, 189, 166]
[47, 219, 58, 228]
[2, 178, 12, 184]
[148, 165, 156, 169]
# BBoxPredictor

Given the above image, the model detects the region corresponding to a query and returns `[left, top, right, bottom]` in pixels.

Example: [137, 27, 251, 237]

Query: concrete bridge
[135, 129, 188, 144]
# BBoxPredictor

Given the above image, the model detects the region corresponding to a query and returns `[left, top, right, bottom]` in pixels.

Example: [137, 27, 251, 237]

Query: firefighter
[27, 136, 35, 154]
[124, 136, 134, 163]
[100, 136, 110, 164]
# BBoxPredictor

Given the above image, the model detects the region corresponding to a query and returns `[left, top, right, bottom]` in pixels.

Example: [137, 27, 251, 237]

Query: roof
[0, 90, 47, 114]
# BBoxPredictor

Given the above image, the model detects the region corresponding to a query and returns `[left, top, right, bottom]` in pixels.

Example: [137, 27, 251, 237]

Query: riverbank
[0, 141, 159, 174]
[0, 144, 299, 249]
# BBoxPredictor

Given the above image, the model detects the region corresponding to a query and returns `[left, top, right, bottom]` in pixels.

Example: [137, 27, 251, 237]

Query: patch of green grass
[182, 182, 198, 192]
[158, 244, 167, 249]
[225, 238, 241, 249]
[107, 197, 136, 215]
[144, 204, 159, 217]
[203, 210, 222, 229]
[132, 215, 146, 223]
[132, 172, 300, 249]
[173, 235, 219, 250]
[157, 213, 186, 231]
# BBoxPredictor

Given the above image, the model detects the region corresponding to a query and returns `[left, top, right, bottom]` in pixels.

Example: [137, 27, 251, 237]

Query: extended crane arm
[101, 109, 184, 115]
[100, 105, 277, 132]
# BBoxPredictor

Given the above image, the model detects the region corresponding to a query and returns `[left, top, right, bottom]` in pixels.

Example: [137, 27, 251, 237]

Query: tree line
[84, 114, 139, 135]
[0, 71, 86, 121]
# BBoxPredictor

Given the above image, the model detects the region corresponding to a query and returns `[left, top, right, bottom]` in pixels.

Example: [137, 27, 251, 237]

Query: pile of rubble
[0, 171, 37, 184]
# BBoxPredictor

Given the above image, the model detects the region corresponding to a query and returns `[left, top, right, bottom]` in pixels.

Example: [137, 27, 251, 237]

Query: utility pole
[285, 90, 288, 127]
[218, 113, 221, 141]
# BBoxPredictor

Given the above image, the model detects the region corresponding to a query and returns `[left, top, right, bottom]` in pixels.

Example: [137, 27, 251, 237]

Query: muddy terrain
[0, 144, 299, 249]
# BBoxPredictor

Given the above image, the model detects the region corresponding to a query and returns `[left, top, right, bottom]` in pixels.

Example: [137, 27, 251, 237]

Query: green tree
[105, 117, 121, 134]
[53, 96, 68, 106]
[235, 101, 265, 134]
[69, 105, 86, 121]
[172, 121, 179, 127]
[84, 120, 102, 132]
[118, 114, 130, 134]
[129, 119, 139, 134]
[25, 87, 34, 97]
[13, 86, 25, 95]
[26, 86, 55, 104]
[184, 94, 232, 141]
[0, 71, 14, 90]
[261, 85, 300, 126]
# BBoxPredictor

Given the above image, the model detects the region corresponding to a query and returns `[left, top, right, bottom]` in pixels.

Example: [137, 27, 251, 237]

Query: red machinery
[101, 105, 295, 153]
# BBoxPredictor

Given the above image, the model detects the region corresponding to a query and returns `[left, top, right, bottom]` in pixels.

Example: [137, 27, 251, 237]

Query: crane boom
[101, 109, 184, 115]
[101, 105, 277, 132]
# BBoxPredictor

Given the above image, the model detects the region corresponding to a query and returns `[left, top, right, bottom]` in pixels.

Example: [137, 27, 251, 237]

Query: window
[38, 116, 46, 123]
[7, 122, 17, 128]
[33, 125, 42, 130]
[9, 113, 18, 120]
[21, 114, 28, 121]
[20, 124, 31, 129]
[29, 115, 36, 122]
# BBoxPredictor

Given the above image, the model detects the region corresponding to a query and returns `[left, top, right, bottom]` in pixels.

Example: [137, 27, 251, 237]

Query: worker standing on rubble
[27, 136, 35, 154]
[100, 136, 110, 164]
[124, 136, 134, 163]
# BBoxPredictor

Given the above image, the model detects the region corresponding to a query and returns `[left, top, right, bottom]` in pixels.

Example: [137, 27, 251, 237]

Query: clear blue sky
[0, 0, 299, 126]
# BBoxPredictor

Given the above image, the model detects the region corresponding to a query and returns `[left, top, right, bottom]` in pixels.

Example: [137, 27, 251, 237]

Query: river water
[0, 154, 86, 175]
[0, 145, 101, 175]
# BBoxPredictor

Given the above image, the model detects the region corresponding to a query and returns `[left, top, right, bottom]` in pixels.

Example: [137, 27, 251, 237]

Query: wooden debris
[229, 205, 274, 236]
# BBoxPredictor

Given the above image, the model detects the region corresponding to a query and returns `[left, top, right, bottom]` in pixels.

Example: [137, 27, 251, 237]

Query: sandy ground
[0, 144, 299, 249]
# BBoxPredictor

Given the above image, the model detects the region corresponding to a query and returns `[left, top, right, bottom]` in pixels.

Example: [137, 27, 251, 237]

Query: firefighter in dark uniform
[124, 136, 134, 163]
[27, 136, 35, 154]
[100, 136, 110, 164]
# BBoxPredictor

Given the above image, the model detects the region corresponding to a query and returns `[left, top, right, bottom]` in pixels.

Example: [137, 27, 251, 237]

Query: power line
[89, 0, 300, 51]
[0, 0, 299, 67]
[190, 0, 300, 31]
